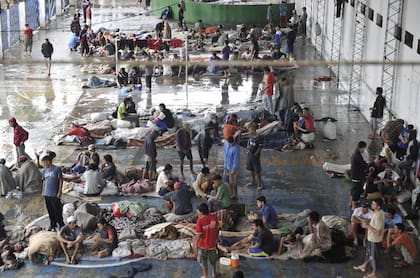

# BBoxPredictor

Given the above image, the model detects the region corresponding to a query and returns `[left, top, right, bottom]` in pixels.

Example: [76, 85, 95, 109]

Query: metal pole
[115, 38, 119, 76]
[185, 36, 188, 110]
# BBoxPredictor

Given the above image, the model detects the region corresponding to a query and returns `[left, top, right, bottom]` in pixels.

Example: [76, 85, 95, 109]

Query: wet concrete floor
[0, 1, 419, 277]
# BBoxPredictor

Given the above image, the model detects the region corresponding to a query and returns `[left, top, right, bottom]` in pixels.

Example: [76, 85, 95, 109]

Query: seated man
[364, 167, 381, 200]
[193, 167, 213, 199]
[100, 154, 116, 181]
[376, 164, 399, 204]
[151, 103, 175, 130]
[74, 163, 105, 195]
[163, 182, 194, 221]
[117, 96, 139, 128]
[156, 163, 174, 195]
[207, 175, 231, 212]
[255, 196, 278, 229]
[90, 218, 118, 258]
[389, 223, 417, 268]
[15, 156, 42, 192]
[0, 158, 16, 196]
[294, 107, 315, 145]
[278, 227, 303, 254]
[301, 211, 332, 258]
[384, 207, 403, 230]
[56, 216, 84, 264]
[350, 202, 373, 246]
[248, 219, 278, 257]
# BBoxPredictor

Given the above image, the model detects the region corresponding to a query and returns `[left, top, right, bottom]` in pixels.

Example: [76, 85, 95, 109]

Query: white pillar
[56, 0, 63, 16]
[39, 0, 46, 27]
[7, 10, 11, 49]
[19, 2, 26, 32]
[0, 15, 3, 59]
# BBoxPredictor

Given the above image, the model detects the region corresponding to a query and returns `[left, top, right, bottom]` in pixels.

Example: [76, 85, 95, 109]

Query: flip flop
[352, 266, 366, 273]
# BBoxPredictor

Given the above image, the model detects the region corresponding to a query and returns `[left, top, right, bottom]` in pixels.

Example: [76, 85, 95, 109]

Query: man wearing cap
[0, 159, 16, 196]
[8, 117, 30, 165]
[351, 203, 374, 246]
[57, 216, 84, 264]
[163, 182, 194, 221]
[87, 144, 100, 166]
[41, 153, 65, 231]
[207, 174, 231, 212]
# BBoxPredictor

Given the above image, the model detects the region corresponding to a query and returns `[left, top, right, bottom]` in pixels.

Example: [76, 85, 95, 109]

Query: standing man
[8, 117, 30, 164]
[262, 67, 276, 115]
[195, 203, 220, 278]
[276, 77, 295, 126]
[23, 24, 33, 56]
[176, 123, 195, 179]
[82, 0, 90, 23]
[279, 1, 288, 28]
[144, 130, 160, 181]
[299, 7, 308, 37]
[350, 141, 368, 210]
[353, 199, 385, 278]
[223, 136, 240, 200]
[177, 3, 184, 31]
[41, 153, 64, 231]
[247, 124, 263, 190]
[369, 87, 386, 139]
[221, 41, 231, 77]
[57, 216, 84, 264]
[41, 38, 53, 76]
[85, 3, 92, 27]
[267, 3, 274, 26]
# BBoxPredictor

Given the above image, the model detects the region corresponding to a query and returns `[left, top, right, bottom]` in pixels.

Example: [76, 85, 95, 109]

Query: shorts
[197, 248, 217, 266]
[246, 153, 261, 173]
[351, 181, 363, 201]
[198, 148, 210, 160]
[178, 150, 192, 160]
[369, 117, 381, 130]
[248, 247, 269, 257]
[99, 243, 115, 256]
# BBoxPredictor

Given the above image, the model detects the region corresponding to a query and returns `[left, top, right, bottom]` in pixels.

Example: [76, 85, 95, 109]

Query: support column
[0, 16, 3, 59]
[39, 0, 46, 27]
[56, 0, 63, 16]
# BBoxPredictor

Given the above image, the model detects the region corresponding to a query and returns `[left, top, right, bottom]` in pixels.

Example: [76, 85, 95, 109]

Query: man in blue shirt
[256, 196, 278, 229]
[41, 153, 64, 231]
[279, 1, 288, 27]
[223, 136, 240, 200]
[384, 207, 402, 229]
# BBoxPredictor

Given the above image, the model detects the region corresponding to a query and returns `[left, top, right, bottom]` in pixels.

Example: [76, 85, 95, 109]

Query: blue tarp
[9, 5, 20, 47]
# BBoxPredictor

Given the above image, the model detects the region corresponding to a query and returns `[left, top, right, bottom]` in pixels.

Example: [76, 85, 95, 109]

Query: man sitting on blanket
[156, 163, 176, 195]
[217, 219, 278, 257]
[163, 182, 194, 221]
[73, 163, 105, 196]
[57, 216, 84, 264]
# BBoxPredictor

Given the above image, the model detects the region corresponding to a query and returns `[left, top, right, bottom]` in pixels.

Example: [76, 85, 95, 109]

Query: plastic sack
[321, 120, 337, 140]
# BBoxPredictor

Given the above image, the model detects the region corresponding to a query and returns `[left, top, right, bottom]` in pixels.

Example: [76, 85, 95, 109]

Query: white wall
[296, 0, 420, 128]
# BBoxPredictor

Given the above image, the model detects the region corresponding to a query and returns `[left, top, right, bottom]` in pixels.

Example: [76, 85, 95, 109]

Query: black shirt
[350, 151, 368, 182]
[255, 227, 277, 255]
[371, 95, 386, 118]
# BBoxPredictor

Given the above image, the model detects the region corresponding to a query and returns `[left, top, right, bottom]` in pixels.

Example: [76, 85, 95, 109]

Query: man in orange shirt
[262, 67, 276, 115]
[390, 223, 417, 268]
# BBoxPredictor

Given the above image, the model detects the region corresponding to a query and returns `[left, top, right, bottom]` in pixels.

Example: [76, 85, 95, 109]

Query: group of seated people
[56, 216, 118, 264]
[64, 145, 117, 196]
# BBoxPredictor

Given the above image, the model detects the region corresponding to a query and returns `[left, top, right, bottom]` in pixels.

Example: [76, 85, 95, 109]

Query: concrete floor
[0, 0, 419, 277]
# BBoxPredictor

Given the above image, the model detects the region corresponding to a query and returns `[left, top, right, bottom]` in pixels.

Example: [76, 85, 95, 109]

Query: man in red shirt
[195, 203, 220, 278]
[23, 24, 33, 55]
[262, 67, 276, 115]
[9, 117, 31, 166]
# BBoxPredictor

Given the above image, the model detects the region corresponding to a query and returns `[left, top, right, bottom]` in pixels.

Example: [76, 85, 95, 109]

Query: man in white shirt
[74, 163, 105, 195]
[376, 164, 400, 204]
[156, 164, 174, 194]
[353, 199, 385, 278]
[351, 202, 374, 246]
